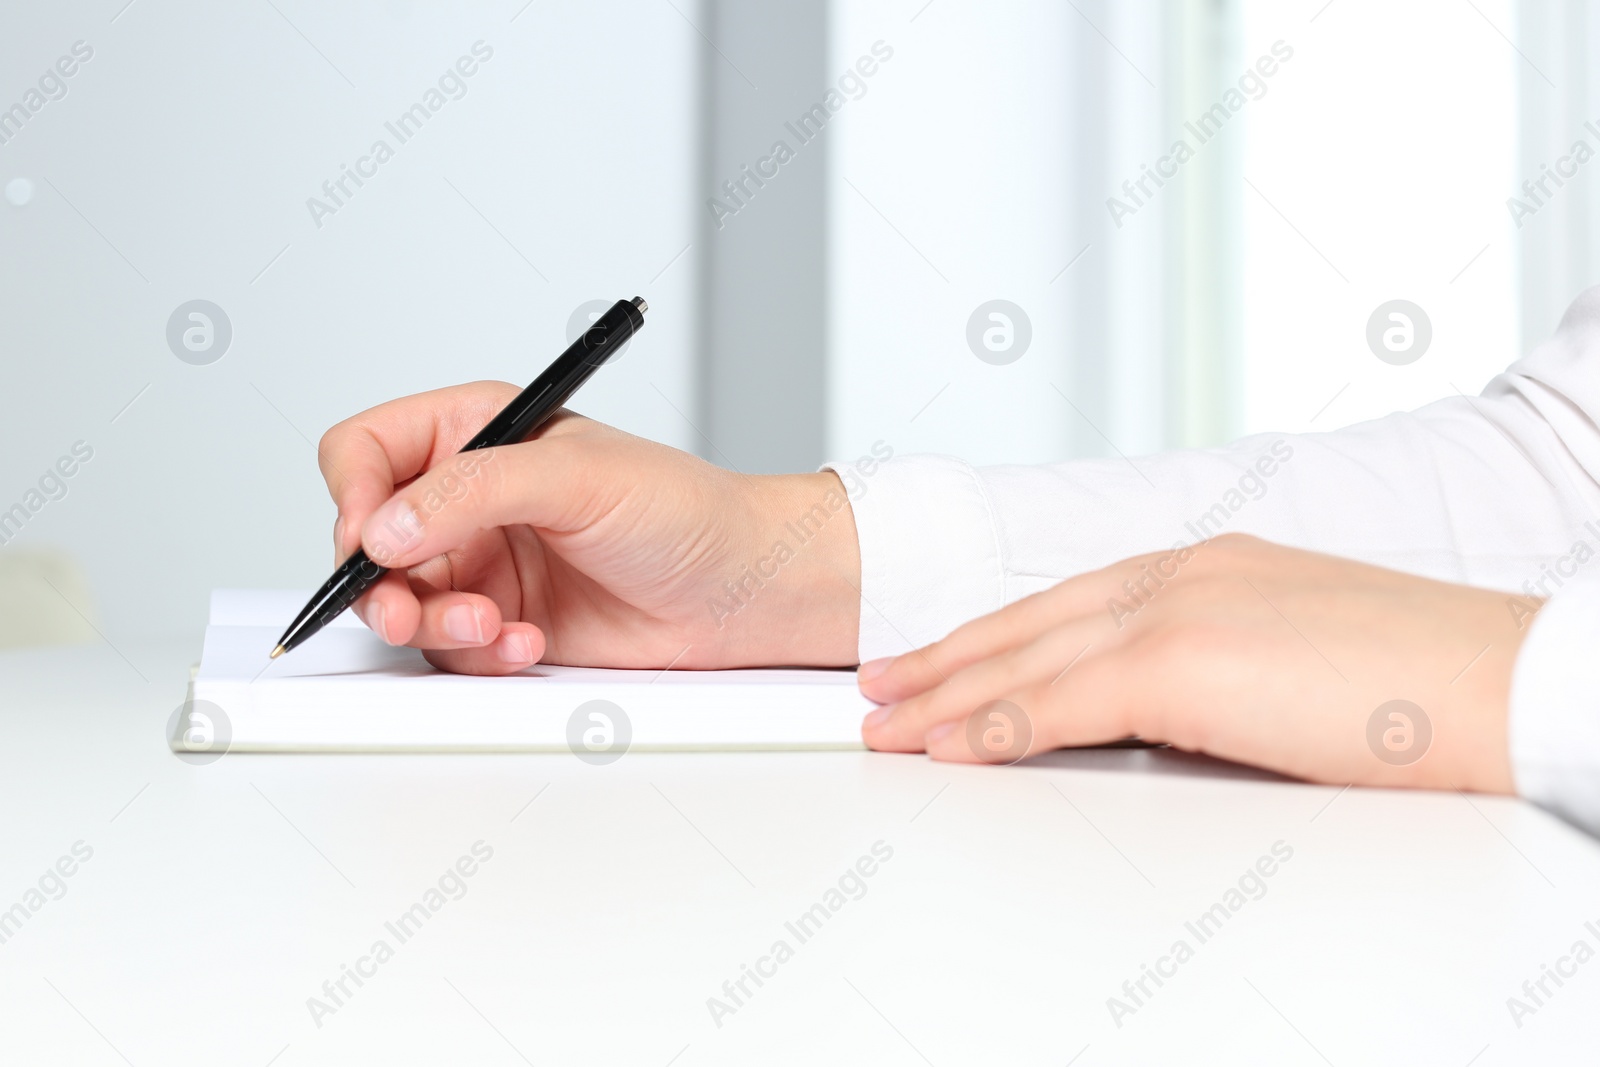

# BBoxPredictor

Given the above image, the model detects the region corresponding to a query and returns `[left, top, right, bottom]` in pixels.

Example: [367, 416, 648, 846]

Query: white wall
[0, 0, 702, 643]
[1516, 1, 1600, 352]
[825, 1, 1096, 468]
[1237, 0, 1520, 437]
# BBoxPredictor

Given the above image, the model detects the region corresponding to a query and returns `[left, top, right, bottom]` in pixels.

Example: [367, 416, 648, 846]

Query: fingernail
[369, 601, 391, 645]
[858, 657, 894, 683]
[925, 721, 957, 744]
[862, 705, 894, 729]
[499, 631, 534, 663]
[364, 498, 423, 563]
[333, 515, 346, 557]
[444, 604, 484, 644]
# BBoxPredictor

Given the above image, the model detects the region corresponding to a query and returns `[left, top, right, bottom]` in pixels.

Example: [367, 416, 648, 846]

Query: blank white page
[187, 590, 873, 753]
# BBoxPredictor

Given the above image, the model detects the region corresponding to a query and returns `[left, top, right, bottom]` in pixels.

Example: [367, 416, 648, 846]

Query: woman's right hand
[316, 381, 862, 675]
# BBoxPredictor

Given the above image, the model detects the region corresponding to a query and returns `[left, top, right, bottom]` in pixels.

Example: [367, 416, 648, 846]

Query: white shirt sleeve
[826, 285, 1600, 834]
[1509, 567, 1600, 834]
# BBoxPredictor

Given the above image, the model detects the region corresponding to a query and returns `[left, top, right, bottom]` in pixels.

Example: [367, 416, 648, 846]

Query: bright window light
[1238, 0, 1519, 437]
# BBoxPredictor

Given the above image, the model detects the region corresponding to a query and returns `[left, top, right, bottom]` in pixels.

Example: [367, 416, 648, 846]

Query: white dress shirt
[829, 285, 1600, 836]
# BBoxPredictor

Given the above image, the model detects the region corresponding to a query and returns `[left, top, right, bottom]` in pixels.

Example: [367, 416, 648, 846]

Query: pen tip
[270, 645, 286, 660]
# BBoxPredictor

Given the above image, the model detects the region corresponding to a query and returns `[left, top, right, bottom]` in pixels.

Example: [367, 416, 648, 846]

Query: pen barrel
[462, 298, 644, 451]
[324, 550, 387, 611]
[276, 298, 645, 658]
[277, 548, 387, 654]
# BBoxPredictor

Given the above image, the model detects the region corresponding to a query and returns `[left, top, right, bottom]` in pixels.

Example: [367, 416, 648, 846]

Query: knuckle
[899, 699, 938, 732]
[316, 412, 371, 461]
[917, 684, 974, 733]
[917, 637, 958, 677]
[977, 645, 1031, 689]
[1197, 531, 1266, 562]
[1078, 649, 1161, 745]
[316, 424, 352, 477]
[884, 653, 930, 689]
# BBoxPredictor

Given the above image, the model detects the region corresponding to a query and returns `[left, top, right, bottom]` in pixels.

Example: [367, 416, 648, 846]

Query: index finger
[317, 380, 520, 555]
[858, 543, 1201, 704]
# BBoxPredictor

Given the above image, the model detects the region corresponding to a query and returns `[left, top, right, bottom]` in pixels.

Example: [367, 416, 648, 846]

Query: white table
[3, 640, 1597, 1066]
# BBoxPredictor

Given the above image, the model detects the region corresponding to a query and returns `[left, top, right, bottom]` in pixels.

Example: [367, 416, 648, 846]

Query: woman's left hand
[857, 534, 1531, 793]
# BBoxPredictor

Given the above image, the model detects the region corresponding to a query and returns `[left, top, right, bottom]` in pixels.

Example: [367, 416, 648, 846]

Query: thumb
[358, 436, 599, 569]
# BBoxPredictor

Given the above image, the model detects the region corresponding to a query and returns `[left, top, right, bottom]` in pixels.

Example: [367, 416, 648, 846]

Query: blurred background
[2, 0, 1598, 648]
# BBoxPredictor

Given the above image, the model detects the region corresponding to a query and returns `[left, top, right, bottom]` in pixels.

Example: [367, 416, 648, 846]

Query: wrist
[722, 471, 861, 666]
[1408, 607, 1524, 796]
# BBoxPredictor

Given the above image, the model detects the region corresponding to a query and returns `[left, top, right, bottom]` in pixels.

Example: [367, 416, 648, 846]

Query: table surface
[3, 640, 1598, 1066]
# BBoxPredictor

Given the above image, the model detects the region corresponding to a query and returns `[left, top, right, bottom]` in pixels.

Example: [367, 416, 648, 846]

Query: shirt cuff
[821, 453, 1007, 660]
[1509, 567, 1600, 837]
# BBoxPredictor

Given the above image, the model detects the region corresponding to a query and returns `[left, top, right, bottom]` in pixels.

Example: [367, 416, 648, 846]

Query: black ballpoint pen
[270, 296, 648, 659]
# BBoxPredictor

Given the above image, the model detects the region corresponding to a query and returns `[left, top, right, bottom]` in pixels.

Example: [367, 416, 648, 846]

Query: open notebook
[180, 590, 873, 753]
